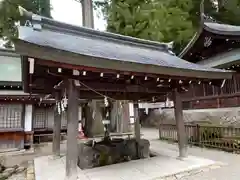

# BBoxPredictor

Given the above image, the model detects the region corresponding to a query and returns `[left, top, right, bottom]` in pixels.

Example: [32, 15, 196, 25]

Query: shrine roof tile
[179, 15, 240, 58]
[14, 8, 233, 80]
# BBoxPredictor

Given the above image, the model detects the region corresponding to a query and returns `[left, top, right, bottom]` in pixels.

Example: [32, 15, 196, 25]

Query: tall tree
[95, 0, 240, 53]
[95, 0, 195, 53]
[205, 0, 240, 25]
[0, 0, 51, 48]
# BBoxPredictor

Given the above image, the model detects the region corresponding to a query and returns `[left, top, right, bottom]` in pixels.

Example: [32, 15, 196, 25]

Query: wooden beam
[33, 72, 172, 93]
[76, 82, 167, 93]
[182, 91, 240, 102]
[65, 80, 79, 179]
[21, 56, 30, 93]
[52, 92, 61, 156]
[173, 88, 187, 158]
[28, 88, 167, 101]
[34, 58, 217, 82]
[32, 82, 170, 94]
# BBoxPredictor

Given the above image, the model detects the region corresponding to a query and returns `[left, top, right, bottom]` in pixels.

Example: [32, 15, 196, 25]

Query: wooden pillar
[217, 98, 220, 108]
[203, 84, 206, 96]
[173, 88, 187, 158]
[233, 75, 237, 93]
[122, 101, 130, 132]
[52, 92, 61, 156]
[24, 104, 33, 149]
[134, 103, 141, 158]
[66, 80, 79, 180]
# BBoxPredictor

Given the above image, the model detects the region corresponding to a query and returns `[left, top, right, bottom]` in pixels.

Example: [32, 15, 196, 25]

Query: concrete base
[34, 147, 218, 180]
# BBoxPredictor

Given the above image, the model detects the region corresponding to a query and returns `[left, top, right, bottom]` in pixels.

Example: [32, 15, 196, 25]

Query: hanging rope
[47, 69, 117, 101]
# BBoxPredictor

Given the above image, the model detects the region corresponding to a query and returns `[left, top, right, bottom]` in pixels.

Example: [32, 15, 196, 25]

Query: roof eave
[178, 30, 202, 58]
[203, 23, 240, 36]
[178, 16, 240, 59]
[0, 48, 19, 58]
[14, 39, 233, 80]
[197, 48, 240, 68]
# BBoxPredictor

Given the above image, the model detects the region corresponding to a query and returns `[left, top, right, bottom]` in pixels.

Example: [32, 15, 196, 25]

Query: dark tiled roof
[204, 22, 240, 36]
[15, 8, 233, 80]
[197, 48, 240, 68]
[179, 15, 240, 58]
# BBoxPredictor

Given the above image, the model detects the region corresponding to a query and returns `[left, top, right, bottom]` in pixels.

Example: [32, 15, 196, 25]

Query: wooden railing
[181, 74, 240, 109]
[159, 123, 240, 153]
[183, 75, 240, 99]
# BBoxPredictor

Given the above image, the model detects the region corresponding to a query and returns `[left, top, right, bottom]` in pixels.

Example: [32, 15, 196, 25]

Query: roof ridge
[18, 6, 172, 52]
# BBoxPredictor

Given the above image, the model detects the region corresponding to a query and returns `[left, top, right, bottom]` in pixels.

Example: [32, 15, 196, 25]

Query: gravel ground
[8, 172, 26, 180]
[143, 128, 240, 180]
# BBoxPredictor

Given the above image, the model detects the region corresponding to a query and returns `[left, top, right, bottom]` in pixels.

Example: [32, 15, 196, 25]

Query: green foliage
[206, 0, 240, 25]
[0, 0, 51, 48]
[95, 0, 240, 53]
[94, 0, 197, 53]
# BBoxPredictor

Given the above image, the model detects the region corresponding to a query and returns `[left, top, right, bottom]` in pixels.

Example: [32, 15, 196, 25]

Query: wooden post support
[122, 101, 130, 132]
[159, 122, 162, 140]
[66, 80, 79, 180]
[134, 103, 141, 158]
[52, 92, 61, 156]
[24, 104, 33, 149]
[173, 88, 187, 158]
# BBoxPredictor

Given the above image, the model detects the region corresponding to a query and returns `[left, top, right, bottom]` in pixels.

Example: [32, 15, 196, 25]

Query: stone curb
[25, 160, 35, 180]
[33, 140, 67, 147]
[154, 162, 226, 180]
[0, 149, 35, 157]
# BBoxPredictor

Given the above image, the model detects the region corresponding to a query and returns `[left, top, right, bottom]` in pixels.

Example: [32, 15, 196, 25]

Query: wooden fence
[159, 124, 240, 153]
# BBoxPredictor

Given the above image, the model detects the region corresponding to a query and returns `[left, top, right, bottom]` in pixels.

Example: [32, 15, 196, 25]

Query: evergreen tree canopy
[94, 0, 240, 53]
[0, 0, 51, 48]
[205, 0, 240, 25]
[95, 0, 198, 53]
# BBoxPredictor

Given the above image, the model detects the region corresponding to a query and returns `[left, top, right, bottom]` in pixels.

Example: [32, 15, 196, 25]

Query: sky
[51, 0, 106, 30]
[0, 0, 106, 47]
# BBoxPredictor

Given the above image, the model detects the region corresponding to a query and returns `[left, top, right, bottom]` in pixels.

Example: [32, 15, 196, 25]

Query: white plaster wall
[24, 104, 33, 131]
[144, 107, 240, 127]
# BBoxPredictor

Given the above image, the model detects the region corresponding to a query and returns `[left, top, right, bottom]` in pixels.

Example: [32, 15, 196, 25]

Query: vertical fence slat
[159, 123, 240, 153]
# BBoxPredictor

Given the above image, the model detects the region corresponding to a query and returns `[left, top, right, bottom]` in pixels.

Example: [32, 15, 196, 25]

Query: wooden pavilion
[15, 7, 233, 179]
[179, 12, 240, 109]
[0, 47, 70, 152]
[0, 48, 27, 152]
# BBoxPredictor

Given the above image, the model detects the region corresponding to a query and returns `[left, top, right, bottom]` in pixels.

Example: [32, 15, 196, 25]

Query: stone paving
[34, 151, 218, 180]
[34, 135, 220, 180]
[143, 128, 240, 180]
[2, 128, 240, 180]
[1, 142, 66, 180]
